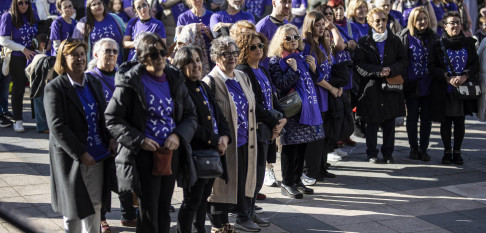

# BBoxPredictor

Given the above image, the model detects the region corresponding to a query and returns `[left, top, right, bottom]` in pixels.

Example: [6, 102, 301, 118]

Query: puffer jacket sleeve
[269, 56, 301, 96]
[354, 40, 383, 80]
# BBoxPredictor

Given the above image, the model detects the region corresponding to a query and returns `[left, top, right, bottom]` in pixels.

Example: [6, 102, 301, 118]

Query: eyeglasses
[149, 49, 168, 60]
[220, 51, 239, 58]
[374, 18, 387, 24]
[284, 35, 301, 42]
[103, 49, 118, 55]
[249, 43, 264, 51]
[136, 3, 149, 11]
[17, 1, 30, 6]
[446, 21, 460, 26]
[324, 12, 333, 16]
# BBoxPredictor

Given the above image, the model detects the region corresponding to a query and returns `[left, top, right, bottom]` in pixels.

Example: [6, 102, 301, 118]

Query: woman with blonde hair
[230, 20, 256, 39]
[346, 0, 369, 36]
[268, 24, 324, 199]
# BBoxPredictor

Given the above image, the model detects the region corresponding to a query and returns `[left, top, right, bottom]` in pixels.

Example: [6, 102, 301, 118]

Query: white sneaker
[327, 152, 342, 161]
[264, 168, 278, 187]
[13, 121, 25, 133]
[335, 148, 348, 157]
[300, 173, 316, 186]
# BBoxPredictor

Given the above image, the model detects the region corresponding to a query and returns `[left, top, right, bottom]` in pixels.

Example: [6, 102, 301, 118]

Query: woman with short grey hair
[203, 36, 260, 232]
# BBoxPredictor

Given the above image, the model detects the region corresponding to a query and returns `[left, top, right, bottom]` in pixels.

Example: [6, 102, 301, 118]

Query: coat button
[204, 101, 207, 105]
[250, 109, 253, 113]
[208, 140, 211, 144]
[196, 88, 200, 92]
[250, 145, 254, 149]
[250, 127, 254, 131]
[207, 116, 212, 120]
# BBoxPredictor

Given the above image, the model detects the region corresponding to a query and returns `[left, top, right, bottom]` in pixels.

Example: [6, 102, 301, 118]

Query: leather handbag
[278, 90, 302, 118]
[256, 109, 283, 142]
[455, 81, 482, 100]
[382, 74, 404, 91]
[152, 147, 173, 176]
[192, 149, 223, 179]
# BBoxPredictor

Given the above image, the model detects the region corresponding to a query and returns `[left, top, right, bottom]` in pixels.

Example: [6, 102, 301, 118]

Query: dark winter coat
[30, 56, 57, 99]
[44, 74, 113, 219]
[104, 61, 198, 196]
[354, 30, 407, 123]
[428, 34, 479, 122]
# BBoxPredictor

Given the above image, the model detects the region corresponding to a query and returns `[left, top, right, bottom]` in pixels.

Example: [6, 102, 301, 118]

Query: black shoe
[295, 182, 314, 194]
[0, 114, 13, 128]
[251, 213, 270, 227]
[368, 156, 379, 164]
[419, 148, 430, 162]
[3, 112, 13, 121]
[384, 156, 395, 164]
[325, 163, 331, 169]
[452, 150, 464, 165]
[321, 171, 336, 178]
[442, 150, 452, 164]
[281, 184, 303, 199]
[409, 148, 420, 160]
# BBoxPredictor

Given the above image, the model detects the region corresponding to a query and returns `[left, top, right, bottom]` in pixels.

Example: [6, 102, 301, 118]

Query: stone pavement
[1, 100, 486, 232]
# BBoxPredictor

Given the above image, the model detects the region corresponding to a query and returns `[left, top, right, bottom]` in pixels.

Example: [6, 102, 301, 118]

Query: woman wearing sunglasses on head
[268, 24, 324, 199]
[123, 0, 166, 61]
[105, 33, 197, 233]
[235, 31, 286, 228]
[0, 0, 38, 132]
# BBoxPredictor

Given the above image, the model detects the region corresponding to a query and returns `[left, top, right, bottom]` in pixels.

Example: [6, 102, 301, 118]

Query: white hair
[88, 38, 119, 71]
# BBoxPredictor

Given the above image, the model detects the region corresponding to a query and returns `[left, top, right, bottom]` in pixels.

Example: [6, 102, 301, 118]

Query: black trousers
[266, 141, 277, 164]
[303, 137, 328, 179]
[9, 55, 28, 121]
[235, 144, 252, 222]
[440, 116, 465, 151]
[406, 96, 432, 150]
[177, 178, 214, 233]
[366, 118, 396, 158]
[281, 143, 308, 186]
[250, 142, 268, 213]
[101, 191, 136, 221]
[136, 150, 176, 233]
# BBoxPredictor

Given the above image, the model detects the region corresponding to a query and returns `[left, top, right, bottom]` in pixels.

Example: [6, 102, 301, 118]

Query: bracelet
[330, 87, 334, 92]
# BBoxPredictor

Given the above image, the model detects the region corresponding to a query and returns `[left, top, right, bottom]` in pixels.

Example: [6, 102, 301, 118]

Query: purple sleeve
[177, 12, 185, 26]
[123, 0, 132, 7]
[264, 0, 272, 6]
[157, 21, 166, 38]
[0, 13, 12, 36]
[246, 11, 255, 24]
[50, 18, 61, 40]
[209, 13, 221, 29]
[448, 3, 458, 11]
[125, 18, 137, 37]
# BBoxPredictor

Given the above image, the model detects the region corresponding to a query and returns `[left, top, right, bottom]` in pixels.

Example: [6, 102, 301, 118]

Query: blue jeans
[0, 72, 11, 114]
[33, 95, 48, 132]
[405, 96, 432, 150]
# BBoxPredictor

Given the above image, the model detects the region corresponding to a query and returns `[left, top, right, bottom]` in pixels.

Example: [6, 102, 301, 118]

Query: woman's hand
[272, 118, 287, 140]
[164, 133, 180, 151]
[141, 137, 160, 152]
[346, 40, 357, 51]
[212, 22, 232, 32]
[199, 23, 213, 40]
[324, 20, 335, 30]
[217, 135, 229, 155]
[337, 87, 344, 97]
[329, 86, 339, 98]
[457, 75, 468, 85]
[80, 152, 96, 166]
[286, 58, 298, 71]
[305, 56, 316, 73]
[380, 67, 391, 77]
[22, 48, 36, 60]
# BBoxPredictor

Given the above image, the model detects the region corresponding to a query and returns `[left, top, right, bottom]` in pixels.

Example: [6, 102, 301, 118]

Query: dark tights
[440, 116, 465, 151]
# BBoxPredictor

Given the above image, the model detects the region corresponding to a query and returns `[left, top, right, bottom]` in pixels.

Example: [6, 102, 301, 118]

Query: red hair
[327, 0, 344, 8]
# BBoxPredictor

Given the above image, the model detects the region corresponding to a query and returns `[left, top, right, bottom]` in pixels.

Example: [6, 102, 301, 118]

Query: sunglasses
[149, 49, 168, 60]
[446, 21, 460, 26]
[104, 49, 118, 55]
[284, 35, 301, 42]
[17, 1, 30, 6]
[374, 18, 387, 24]
[220, 51, 239, 58]
[249, 43, 265, 51]
[136, 3, 149, 11]
[324, 12, 333, 16]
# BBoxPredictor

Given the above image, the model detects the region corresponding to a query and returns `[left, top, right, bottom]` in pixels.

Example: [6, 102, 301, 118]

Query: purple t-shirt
[246, 0, 272, 20]
[0, 0, 11, 17]
[75, 83, 110, 161]
[49, 2, 59, 16]
[177, 9, 214, 26]
[291, 0, 307, 29]
[163, 0, 189, 21]
[407, 34, 431, 96]
[225, 79, 249, 147]
[303, 42, 330, 113]
[90, 14, 124, 64]
[125, 17, 166, 61]
[88, 67, 116, 102]
[141, 72, 176, 145]
[209, 10, 255, 29]
[50, 16, 77, 56]
[377, 41, 386, 65]
[444, 47, 467, 93]
[256, 15, 288, 42]
[200, 84, 219, 134]
[351, 21, 369, 37]
[252, 67, 272, 110]
[0, 13, 38, 57]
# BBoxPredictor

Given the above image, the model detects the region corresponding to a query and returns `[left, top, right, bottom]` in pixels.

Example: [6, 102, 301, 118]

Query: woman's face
[414, 12, 429, 32]
[112, 0, 122, 12]
[96, 42, 118, 71]
[444, 16, 462, 37]
[313, 18, 326, 38]
[246, 37, 264, 62]
[183, 49, 203, 81]
[282, 29, 299, 52]
[17, 0, 29, 14]
[376, 0, 391, 15]
[144, 43, 167, 74]
[324, 30, 331, 48]
[60, 0, 74, 18]
[217, 44, 238, 73]
[65, 46, 87, 74]
[189, 0, 204, 9]
[333, 5, 345, 21]
[355, 3, 368, 19]
[323, 8, 334, 23]
[90, 0, 105, 17]
[371, 12, 387, 33]
[134, 0, 150, 19]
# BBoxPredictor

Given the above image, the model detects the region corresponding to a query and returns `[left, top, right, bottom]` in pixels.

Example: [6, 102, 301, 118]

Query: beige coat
[203, 67, 258, 204]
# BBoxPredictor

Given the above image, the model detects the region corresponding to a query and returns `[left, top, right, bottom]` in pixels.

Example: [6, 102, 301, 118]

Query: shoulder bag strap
[439, 39, 456, 76]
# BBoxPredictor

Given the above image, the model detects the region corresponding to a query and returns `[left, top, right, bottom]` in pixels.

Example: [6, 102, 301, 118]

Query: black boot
[442, 150, 452, 164]
[452, 150, 464, 165]
[409, 148, 420, 160]
[419, 148, 431, 162]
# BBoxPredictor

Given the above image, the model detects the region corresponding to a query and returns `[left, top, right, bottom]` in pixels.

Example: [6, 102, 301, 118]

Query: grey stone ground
[1, 94, 486, 232]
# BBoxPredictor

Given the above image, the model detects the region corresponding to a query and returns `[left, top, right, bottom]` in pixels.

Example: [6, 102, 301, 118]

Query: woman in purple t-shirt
[0, 0, 38, 132]
[123, 0, 166, 61]
[50, 0, 77, 56]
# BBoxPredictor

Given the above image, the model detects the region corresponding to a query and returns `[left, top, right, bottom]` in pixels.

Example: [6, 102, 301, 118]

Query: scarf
[441, 31, 466, 50]
[372, 28, 388, 42]
[414, 28, 433, 42]
[334, 17, 347, 28]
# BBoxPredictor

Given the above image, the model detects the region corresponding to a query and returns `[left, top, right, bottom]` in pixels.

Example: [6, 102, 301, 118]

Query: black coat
[354, 31, 407, 123]
[428, 35, 479, 122]
[30, 56, 57, 99]
[44, 74, 113, 219]
[236, 63, 285, 129]
[105, 61, 198, 195]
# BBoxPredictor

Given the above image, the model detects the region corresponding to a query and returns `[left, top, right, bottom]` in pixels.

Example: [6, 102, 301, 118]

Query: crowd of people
[0, 0, 485, 232]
